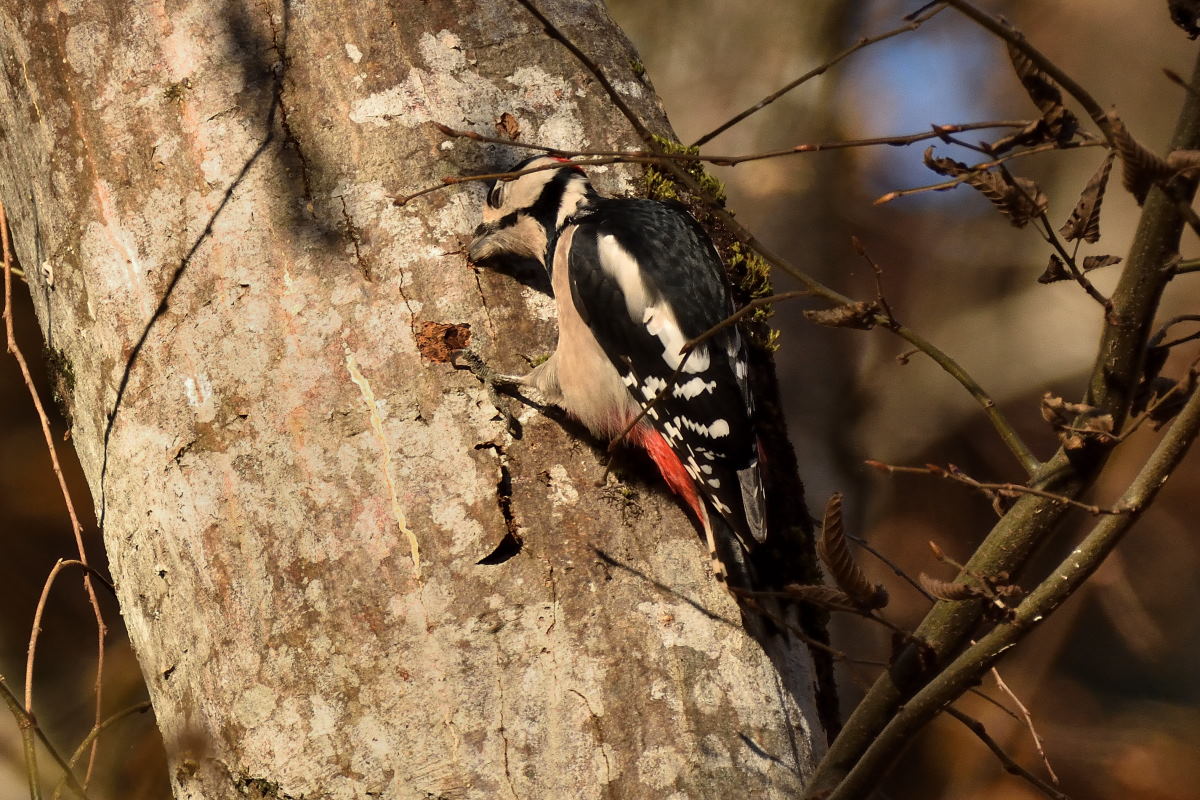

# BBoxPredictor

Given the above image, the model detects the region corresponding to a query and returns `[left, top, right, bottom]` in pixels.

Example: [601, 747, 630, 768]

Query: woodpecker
[466, 155, 766, 586]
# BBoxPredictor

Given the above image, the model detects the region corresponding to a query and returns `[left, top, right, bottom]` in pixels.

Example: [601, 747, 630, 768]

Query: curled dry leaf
[1037, 254, 1070, 284]
[1082, 254, 1122, 272]
[495, 112, 521, 140]
[1041, 392, 1097, 423]
[922, 147, 1047, 227]
[816, 493, 889, 610]
[1110, 112, 1173, 204]
[918, 573, 986, 602]
[1059, 153, 1114, 243]
[803, 300, 879, 330]
[1006, 43, 1079, 143]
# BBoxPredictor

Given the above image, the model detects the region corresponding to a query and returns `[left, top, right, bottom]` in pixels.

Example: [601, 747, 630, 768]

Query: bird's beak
[467, 222, 498, 263]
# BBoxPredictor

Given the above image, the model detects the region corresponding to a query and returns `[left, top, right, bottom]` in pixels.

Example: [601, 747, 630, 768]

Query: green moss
[641, 135, 727, 206]
[629, 59, 646, 78]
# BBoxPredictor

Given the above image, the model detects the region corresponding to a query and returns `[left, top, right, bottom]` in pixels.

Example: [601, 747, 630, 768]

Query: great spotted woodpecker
[466, 155, 765, 586]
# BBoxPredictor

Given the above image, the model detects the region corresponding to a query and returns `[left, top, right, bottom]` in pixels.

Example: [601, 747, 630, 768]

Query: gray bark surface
[0, 1, 822, 797]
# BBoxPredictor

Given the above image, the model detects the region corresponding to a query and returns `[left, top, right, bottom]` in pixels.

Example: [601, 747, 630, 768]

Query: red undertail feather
[631, 426, 707, 527]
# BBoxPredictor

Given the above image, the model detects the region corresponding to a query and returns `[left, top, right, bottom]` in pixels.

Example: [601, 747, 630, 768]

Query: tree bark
[0, 1, 823, 797]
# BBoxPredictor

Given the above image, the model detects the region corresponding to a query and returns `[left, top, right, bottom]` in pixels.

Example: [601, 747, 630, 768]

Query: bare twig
[411, 121, 1036, 207]
[825, 371, 1200, 799]
[514, 0, 654, 144]
[865, 460, 1127, 515]
[26, 560, 115, 713]
[944, 706, 1071, 800]
[0, 673, 89, 799]
[846, 533, 935, 602]
[992, 668, 1061, 785]
[873, 139, 1098, 205]
[2, 201, 109, 784]
[692, 3, 948, 147]
[728, 591, 891, 668]
[51, 701, 153, 800]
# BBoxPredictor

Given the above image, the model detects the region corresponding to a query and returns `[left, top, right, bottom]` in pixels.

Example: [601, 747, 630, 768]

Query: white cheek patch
[556, 177, 591, 229]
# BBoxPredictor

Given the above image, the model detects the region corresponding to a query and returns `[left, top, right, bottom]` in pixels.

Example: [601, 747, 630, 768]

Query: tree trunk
[0, 1, 824, 796]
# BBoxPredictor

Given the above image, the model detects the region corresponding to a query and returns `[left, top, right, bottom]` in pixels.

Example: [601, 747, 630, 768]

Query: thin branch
[992, 667, 1060, 786]
[944, 707, 1071, 800]
[0, 674, 89, 799]
[890, 324, 1042, 474]
[2, 202, 109, 784]
[514, 0, 654, 144]
[26, 561, 116, 713]
[51, 702, 153, 800]
[411, 121, 1036, 207]
[873, 139, 1098, 205]
[1174, 257, 1200, 273]
[824, 372, 1200, 800]
[691, 2, 948, 147]
[865, 460, 1127, 515]
[846, 533, 935, 602]
[728, 591, 891, 668]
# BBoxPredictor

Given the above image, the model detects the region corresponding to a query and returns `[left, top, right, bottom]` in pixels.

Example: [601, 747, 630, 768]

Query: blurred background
[608, 0, 1200, 798]
[2, 1, 1198, 798]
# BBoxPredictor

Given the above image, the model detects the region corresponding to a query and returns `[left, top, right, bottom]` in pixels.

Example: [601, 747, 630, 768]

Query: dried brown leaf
[1169, 0, 1200, 38]
[1110, 113, 1172, 204]
[922, 146, 969, 177]
[1041, 392, 1116, 449]
[1082, 254, 1122, 272]
[495, 112, 521, 140]
[781, 584, 858, 610]
[1041, 392, 1097, 422]
[1006, 43, 1079, 142]
[922, 148, 1047, 228]
[918, 573, 986, 602]
[1059, 153, 1114, 243]
[1037, 254, 1070, 284]
[816, 493, 888, 610]
[803, 301, 879, 330]
[990, 119, 1050, 155]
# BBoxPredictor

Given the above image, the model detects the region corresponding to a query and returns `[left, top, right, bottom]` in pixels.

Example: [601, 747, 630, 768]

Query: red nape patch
[631, 427, 705, 526]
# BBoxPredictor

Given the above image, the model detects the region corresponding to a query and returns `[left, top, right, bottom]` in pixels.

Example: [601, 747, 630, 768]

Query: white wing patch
[597, 234, 649, 318]
[596, 234, 712, 375]
[640, 375, 668, 401]
[675, 415, 731, 439]
[673, 376, 717, 399]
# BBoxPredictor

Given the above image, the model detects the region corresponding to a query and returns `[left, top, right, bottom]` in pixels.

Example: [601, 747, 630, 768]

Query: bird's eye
[487, 183, 504, 209]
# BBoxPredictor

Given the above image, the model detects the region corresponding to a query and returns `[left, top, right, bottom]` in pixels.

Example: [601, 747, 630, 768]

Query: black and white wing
[566, 198, 766, 545]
